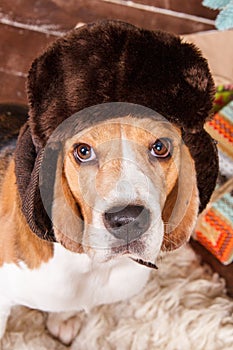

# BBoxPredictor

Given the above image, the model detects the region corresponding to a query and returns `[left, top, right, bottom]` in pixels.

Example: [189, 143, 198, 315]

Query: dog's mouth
[131, 258, 158, 269]
[111, 240, 158, 269]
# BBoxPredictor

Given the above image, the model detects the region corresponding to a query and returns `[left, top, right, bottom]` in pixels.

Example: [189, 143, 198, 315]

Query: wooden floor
[0, 0, 218, 105]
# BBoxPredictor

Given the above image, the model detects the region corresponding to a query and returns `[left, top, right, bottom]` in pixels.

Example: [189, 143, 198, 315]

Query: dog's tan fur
[0, 160, 53, 268]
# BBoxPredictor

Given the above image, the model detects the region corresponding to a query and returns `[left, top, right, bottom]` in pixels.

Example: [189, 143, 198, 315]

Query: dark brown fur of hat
[15, 20, 218, 240]
[27, 20, 215, 149]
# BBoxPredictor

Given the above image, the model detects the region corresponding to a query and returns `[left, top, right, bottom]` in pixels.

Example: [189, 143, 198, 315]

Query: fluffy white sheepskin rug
[1, 244, 233, 350]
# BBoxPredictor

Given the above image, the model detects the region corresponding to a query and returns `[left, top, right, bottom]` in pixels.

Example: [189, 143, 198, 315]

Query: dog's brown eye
[73, 143, 96, 163]
[150, 138, 171, 158]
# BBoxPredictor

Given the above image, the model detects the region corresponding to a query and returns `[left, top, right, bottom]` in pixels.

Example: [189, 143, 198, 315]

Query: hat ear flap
[14, 124, 55, 241]
[182, 130, 219, 213]
[162, 142, 199, 251]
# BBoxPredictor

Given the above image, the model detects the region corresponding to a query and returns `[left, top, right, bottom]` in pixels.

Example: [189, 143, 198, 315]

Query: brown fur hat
[15, 20, 218, 241]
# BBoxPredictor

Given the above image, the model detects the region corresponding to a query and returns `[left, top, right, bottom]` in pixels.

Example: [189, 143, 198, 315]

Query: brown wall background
[0, 0, 218, 104]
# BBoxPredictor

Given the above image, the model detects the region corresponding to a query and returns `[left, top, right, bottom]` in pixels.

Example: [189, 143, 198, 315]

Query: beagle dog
[0, 21, 218, 344]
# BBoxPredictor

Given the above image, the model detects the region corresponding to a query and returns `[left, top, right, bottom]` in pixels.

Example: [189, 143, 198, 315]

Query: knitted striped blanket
[194, 85, 233, 265]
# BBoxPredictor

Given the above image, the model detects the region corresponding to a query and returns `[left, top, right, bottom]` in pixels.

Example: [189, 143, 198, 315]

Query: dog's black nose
[103, 205, 150, 242]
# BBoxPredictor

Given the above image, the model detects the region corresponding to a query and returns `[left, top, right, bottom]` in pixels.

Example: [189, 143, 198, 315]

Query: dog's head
[15, 21, 218, 267]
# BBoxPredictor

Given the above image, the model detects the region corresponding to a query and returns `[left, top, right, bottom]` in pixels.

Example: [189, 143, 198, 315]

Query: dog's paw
[46, 311, 82, 345]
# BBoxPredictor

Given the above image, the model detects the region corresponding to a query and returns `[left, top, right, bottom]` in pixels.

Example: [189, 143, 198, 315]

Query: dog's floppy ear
[161, 141, 199, 251]
[44, 151, 84, 252]
[161, 128, 218, 251]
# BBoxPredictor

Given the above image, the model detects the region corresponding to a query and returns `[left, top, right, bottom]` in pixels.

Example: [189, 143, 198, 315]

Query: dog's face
[49, 114, 199, 267]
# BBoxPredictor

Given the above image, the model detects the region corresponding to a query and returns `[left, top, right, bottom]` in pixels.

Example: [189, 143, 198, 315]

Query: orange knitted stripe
[203, 209, 233, 261]
[195, 230, 221, 260]
[208, 114, 233, 143]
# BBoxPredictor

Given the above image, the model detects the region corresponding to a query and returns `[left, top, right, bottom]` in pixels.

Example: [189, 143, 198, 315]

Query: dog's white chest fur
[0, 244, 151, 313]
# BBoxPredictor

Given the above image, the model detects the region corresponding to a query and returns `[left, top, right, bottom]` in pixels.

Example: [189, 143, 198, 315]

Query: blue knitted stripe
[212, 193, 233, 224]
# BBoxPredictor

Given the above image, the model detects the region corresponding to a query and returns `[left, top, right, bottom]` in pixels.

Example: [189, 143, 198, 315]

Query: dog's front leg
[46, 311, 82, 345]
[0, 301, 11, 339]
